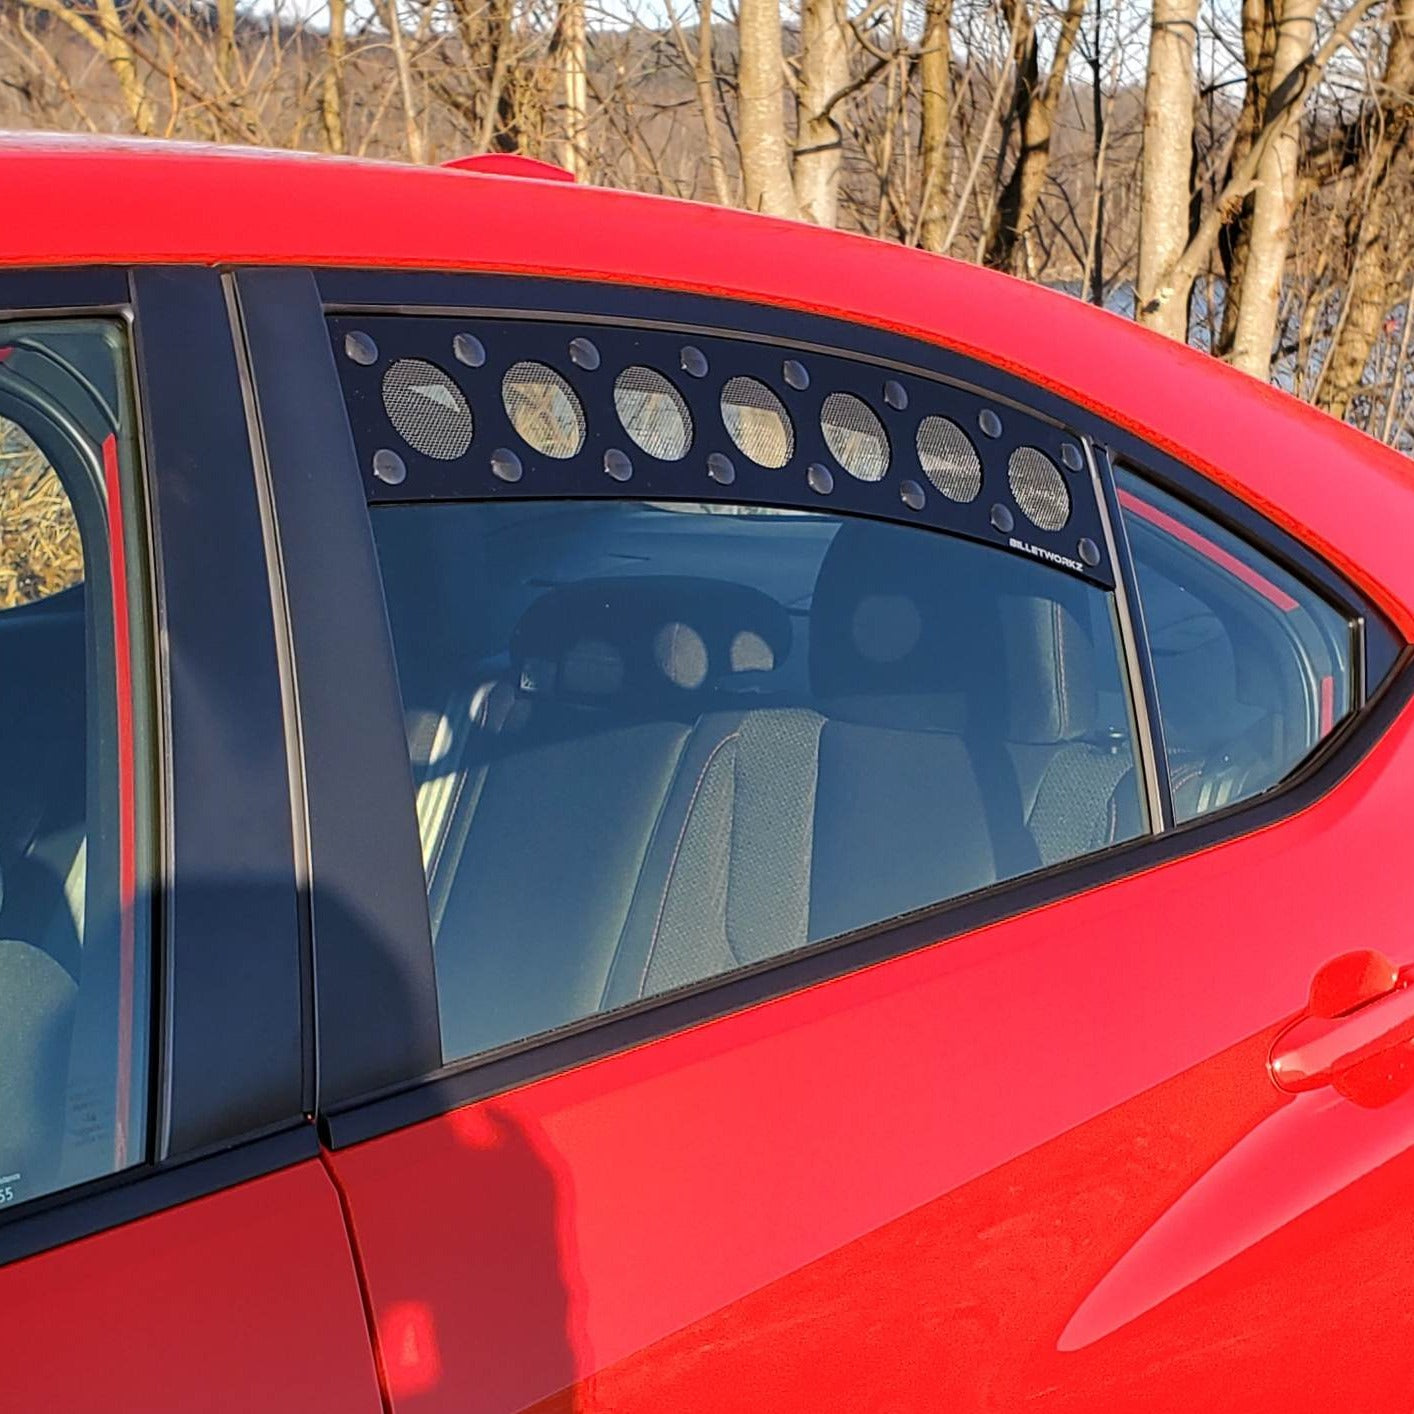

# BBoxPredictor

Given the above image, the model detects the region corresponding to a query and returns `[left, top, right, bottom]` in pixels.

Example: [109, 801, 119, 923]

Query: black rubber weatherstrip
[0, 1123, 319, 1268]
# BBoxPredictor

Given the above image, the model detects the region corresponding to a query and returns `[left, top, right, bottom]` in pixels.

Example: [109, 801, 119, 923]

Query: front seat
[0, 863, 77, 1198]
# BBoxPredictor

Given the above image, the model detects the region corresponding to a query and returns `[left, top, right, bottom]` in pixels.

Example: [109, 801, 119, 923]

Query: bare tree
[1315, 0, 1414, 416]
[795, 0, 851, 224]
[918, 0, 955, 251]
[19, 0, 154, 133]
[1137, 0, 1199, 338]
[554, 0, 588, 176]
[322, 0, 348, 153]
[738, 0, 799, 215]
[215, 0, 237, 85]
[689, 0, 733, 205]
[2, 0, 1411, 443]
[1142, 0, 1383, 341]
[983, 0, 1088, 274]
[1215, 0, 1279, 358]
[1229, 0, 1321, 376]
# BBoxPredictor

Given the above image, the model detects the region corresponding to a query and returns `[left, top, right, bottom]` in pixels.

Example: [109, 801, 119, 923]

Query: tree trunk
[555, 0, 587, 177]
[694, 0, 732, 205]
[1216, 0, 1276, 356]
[917, 0, 953, 253]
[216, 0, 237, 84]
[984, 0, 1087, 273]
[1315, 0, 1414, 418]
[1082, 0, 1107, 305]
[92, 0, 152, 135]
[384, 0, 427, 164]
[1139, 0, 1380, 332]
[794, 0, 849, 225]
[1229, 0, 1319, 378]
[321, 0, 347, 153]
[445, 0, 520, 154]
[1136, 0, 1199, 339]
[738, 0, 799, 217]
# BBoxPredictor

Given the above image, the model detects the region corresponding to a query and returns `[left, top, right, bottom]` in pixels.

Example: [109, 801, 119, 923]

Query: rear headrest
[511, 576, 792, 705]
[808, 521, 996, 729]
[1000, 596, 1097, 743]
[1149, 608, 1262, 752]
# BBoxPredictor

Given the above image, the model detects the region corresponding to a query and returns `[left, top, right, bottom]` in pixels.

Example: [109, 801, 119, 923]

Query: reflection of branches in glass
[0, 424, 83, 610]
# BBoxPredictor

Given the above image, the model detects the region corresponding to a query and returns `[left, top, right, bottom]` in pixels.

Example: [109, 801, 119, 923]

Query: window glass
[0, 322, 150, 1210]
[1117, 468, 1355, 823]
[0, 425, 83, 606]
[372, 499, 1146, 1065]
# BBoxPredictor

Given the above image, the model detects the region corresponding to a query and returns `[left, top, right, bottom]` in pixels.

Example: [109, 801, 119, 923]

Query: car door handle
[1270, 950, 1414, 1093]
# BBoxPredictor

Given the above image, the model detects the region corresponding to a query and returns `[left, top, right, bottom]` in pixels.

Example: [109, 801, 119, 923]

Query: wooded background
[5, 0, 1412, 447]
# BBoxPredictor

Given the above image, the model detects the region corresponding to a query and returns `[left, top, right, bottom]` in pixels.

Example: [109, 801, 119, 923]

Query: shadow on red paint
[377, 1104, 584, 1412]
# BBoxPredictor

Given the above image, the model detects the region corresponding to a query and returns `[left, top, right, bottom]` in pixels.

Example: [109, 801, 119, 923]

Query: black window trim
[263, 267, 1408, 1149]
[234, 268, 444, 1114]
[1100, 439, 1390, 703]
[0, 267, 312, 1268]
[1088, 442, 1173, 831]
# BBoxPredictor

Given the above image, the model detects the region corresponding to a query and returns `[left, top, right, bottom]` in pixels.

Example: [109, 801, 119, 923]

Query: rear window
[1117, 468, 1356, 821]
[371, 497, 1146, 1063]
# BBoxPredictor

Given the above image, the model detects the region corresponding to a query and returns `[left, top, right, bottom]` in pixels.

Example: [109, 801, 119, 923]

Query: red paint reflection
[382, 1300, 444, 1399]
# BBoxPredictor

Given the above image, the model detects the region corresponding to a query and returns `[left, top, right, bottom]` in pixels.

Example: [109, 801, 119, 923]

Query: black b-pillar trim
[132, 268, 306, 1153]
[231, 266, 442, 1104]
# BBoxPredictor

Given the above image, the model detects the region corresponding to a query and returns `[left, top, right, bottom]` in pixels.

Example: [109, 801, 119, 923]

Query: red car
[1, 135, 1412, 1413]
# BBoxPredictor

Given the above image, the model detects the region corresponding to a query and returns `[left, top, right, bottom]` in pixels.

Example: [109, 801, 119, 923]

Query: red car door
[243, 263, 1414, 1413]
[0, 268, 381, 1414]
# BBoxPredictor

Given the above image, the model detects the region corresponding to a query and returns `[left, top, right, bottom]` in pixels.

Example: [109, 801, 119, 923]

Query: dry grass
[0, 425, 84, 610]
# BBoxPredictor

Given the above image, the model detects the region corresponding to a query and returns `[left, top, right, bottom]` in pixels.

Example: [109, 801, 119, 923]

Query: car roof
[4, 133, 1412, 634]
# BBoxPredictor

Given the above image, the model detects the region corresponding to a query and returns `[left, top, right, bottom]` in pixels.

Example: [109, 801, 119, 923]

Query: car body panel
[327, 682, 1414, 1409]
[0, 1158, 384, 1413]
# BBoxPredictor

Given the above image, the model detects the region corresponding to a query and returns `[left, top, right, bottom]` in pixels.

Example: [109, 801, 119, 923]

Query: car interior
[0, 570, 88, 1195]
[0, 339, 131, 1206]
[373, 500, 1149, 1062]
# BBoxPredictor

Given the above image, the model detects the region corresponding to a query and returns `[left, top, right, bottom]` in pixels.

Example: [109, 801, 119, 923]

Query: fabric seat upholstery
[430, 575, 793, 1059]
[605, 523, 1007, 1003]
[1000, 595, 1139, 864]
[1150, 606, 1277, 819]
[605, 526, 1145, 1007]
[0, 935, 77, 1196]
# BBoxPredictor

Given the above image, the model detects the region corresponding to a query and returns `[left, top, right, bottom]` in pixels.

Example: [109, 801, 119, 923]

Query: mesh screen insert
[382, 359, 474, 460]
[614, 366, 693, 460]
[720, 376, 794, 468]
[503, 361, 587, 459]
[916, 416, 981, 502]
[1008, 447, 1071, 531]
[821, 393, 889, 482]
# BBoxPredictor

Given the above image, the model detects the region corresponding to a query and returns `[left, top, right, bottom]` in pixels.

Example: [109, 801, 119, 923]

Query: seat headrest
[511, 576, 792, 705]
[809, 521, 1107, 741]
[999, 596, 1098, 743]
[816, 521, 1086, 736]
[811, 521, 992, 698]
[1149, 608, 1263, 752]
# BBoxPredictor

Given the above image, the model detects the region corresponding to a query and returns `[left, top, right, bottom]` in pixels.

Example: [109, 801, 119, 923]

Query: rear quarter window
[1116, 466, 1357, 822]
